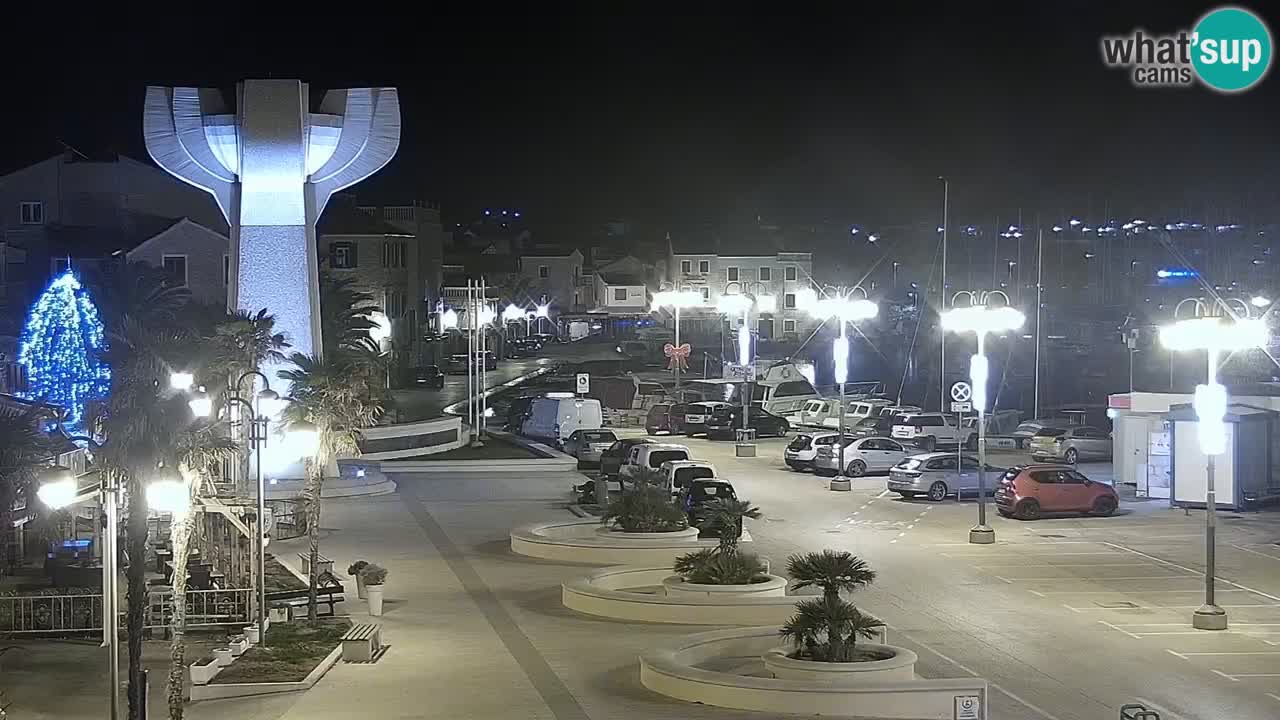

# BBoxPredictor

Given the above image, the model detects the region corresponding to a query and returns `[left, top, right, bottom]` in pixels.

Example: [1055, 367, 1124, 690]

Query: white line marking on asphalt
[1119, 622, 1280, 627]
[974, 562, 1152, 568]
[992, 575, 1014, 584]
[1230, 544, 1280, 561]
[1102, 541, 1280, 603]
[1098, 620, 1142, 639]
[1266, 692, 1280, 703]
[1225, 673, 1280, 678]
[1006, 575, 1195, 581]
[1028, 589, 1045, 597]
[1027, 588, 1251, 596]
[1067, 604, 1280, 611]
[1166, 649, 1188, 659]
[1211, 669, 1240, 682]
[1063, 605, 1082, 613]
[876, 489, 891, 498]
[896, 631, 1064, 720]
[1177, 651, 1280, 656]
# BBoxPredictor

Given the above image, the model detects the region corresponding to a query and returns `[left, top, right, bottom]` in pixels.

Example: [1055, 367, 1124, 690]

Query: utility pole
[939, 177, 949, 411]
[1034, 229, 1043, 419]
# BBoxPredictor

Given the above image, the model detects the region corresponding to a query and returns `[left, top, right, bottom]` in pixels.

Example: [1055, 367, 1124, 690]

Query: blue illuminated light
[17, 270, 110, 429]
[1156, 268, 1198, 279]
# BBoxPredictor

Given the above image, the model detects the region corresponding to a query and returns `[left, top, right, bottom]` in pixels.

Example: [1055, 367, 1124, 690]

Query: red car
[994, 464, 1118, 520]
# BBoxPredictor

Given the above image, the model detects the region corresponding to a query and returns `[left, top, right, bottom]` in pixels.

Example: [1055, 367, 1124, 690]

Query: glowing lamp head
[256, 389, 283, 418]
[368, 312, 392, 344]
[502, 304, 524, 322]
[1159, 316, 1267, 352]
[188, 389, 212, 418]
[717, 294, 751, 315]
[941, 305, 1025, 335]
[286, 420, 320, 459]
[1251, 296, 1271, 308]
[146, 479, 190, 517]
[477, 307, 497, 326]
[755, 294, 777, 313]
[170, 372, 194, 391]
[37, 468, 78, 509]
[535, 304, 550, 318]
[832, 334, 850, 385]
[440, 308, 459, 330]
[737, 325, 752, 366]
[794, 288, 818, 312]
[1193, 382, 1229, 456]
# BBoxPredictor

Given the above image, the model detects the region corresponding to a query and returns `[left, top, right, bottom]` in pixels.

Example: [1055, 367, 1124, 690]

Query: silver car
[887, 452, 1004, 501]
[1029, 426, 1112, 464]
[814, 437, 910, 477]
[562, 429, 619, 466]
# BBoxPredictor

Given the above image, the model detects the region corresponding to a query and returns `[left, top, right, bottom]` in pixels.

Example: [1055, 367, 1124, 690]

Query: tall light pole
[941, 290, 1024, 544]
[799, 286, 879, 491]
[1160, 297, 1267, 631]
[717, 288, 776, 456]
[652, 289, 703, 395]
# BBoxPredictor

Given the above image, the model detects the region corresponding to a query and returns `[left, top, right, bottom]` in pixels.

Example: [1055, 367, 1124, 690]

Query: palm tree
[699, 498, 760, 556]
[779, 598, 883, 662]
[784, 550, 878, 662]
[164, 425, 236, 720]
[0, 406, 53, 576]
[279, 353, 382, 623]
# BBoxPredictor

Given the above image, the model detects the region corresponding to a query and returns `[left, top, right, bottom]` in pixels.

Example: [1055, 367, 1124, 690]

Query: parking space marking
[1211, 669, 1239, 682]
[1231, 544, 1280, 561]
[1266, 692, 1280, 704]
[975, 562, 1152, 568]
[1031, 588, 1253, 596]
[1067, 604, 1280, 612]
[1098, 620, 1142, 639]
[896, 631, 1064, 720]
[1175, 651, 1280, 656]
[1102, 542, 1280, 603]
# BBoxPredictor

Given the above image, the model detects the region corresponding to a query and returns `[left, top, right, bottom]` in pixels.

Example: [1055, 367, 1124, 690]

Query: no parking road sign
[950, 381, 972, 403]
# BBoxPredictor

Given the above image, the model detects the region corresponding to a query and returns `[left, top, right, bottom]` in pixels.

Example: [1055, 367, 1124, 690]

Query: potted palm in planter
[600, 470, 690, 535]
[361, 563, 388, 616]
[762, 550, 917, 685]
[349, 560, 370, 600]
[665, 499, 786, 596]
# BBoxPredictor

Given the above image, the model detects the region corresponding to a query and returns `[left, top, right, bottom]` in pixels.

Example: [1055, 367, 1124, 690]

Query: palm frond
[786, 550, 877, 594]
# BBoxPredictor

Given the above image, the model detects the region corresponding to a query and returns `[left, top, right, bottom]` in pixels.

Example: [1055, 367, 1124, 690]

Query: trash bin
[735, 428, 757, 457]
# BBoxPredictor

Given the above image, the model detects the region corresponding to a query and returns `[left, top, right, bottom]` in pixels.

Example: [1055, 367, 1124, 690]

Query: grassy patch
[212, 619, 351, 684]
[412, 437, 543, 460]
[263, 555, 306, 593]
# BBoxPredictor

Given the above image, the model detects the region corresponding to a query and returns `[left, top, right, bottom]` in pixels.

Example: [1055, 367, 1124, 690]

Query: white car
[813, 437, 910, 477]
[891, 412, 974, 451]
[659, 460, 719, 494]
[619, 443, 692, 485]
[784, 431, 842, 470]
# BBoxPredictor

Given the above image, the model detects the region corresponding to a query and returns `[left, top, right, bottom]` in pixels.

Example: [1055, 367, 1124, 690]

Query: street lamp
[652, 289, 704, 393]
[1160, 297, 1268, 631]
[717, 288, 772, 455]
[800, 286, 878, 491]
[169, 372, 194, 391]
[941, 290, 1024, 544]
[187, 387, 213, 418]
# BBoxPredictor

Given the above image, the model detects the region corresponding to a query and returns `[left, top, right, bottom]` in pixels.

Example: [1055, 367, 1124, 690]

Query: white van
[619, 443, 692, 485]
[521, 395, 603, 446]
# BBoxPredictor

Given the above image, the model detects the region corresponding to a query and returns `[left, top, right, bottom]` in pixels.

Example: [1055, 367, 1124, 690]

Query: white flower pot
[189, 660, 220, 685]
[229, 637, 249, 656]
[212, 648, 233, 667]
[367, 584, 385, 616]
[356, 574, 367, 600]
[244, 626, 260, 644]
[269, 605, 289, 624]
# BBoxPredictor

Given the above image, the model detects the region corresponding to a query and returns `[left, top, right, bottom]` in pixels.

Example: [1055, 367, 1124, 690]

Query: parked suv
[600, 438, 653, 479]
[619, 443, 692, 485]
[1029, 426, 1112, 464]
[995, 465, 1119, 519]
[706, 405, 790, 439]
[891, 412, 973, 451]
[784, 431, 842, 470]
[683, 401, 731, 437]
[678, 478, 740, 536]
[646, 403, 688, 435]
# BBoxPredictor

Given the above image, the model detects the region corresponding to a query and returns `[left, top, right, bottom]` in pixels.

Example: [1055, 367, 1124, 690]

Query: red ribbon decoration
[663, 342, 692, 371]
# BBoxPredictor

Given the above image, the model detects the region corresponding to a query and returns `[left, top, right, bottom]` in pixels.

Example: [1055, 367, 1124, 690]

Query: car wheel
[997, 509, 1012, 518]
[779, 422, 790, 436]
[927, 481, 947, 502]
[922, 436, 937, 452]
[1092, 496, 1118, 517]
[1064, 448, 1078, 464]
[847, 460, 867, 477]
[646, 429, 657, 436]
[896, 491, 917, 499]
[1015, 499, 1041, 520]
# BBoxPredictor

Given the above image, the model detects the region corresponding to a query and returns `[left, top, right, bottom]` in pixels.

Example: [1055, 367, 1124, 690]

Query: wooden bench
[298, 553, 334, 577]
[340, 623, 383, 662]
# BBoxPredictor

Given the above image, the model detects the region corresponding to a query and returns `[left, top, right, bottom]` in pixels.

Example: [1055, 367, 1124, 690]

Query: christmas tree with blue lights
[18, 269, 110, 429]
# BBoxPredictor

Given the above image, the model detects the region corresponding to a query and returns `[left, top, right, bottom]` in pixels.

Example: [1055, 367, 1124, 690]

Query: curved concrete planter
[562, 567, 800, 625]
[661, 573, 788, 598]
[762, 643, 917, 685]
[640, 627, 989, 719]
[511, 519, 725, 565]
[191, 645, 343, 703]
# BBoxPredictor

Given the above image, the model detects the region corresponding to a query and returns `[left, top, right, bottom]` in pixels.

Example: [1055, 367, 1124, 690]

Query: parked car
[878, 404, 922, 417]
[887, 452, 1004, 501]
[619, 443, 692, 485]
[413, 365, 445, 389]
[600, 438, 654, 479]
[961, 409, 1023, 436]
[505, 395, 537, 431]
[683, 401, 731, 436]
[814, 437, 910, 477]
[562, 429, 619, 467]
[520, 396, 603, 445]
[445, 354, 469, 374]
[1010, 418, 1074, 448]
[849, 415, 894, 439]
[995, 464, 1119, 519]
[1029, 426, 1112, 464]
[678, 478, 740, 536]
[798, 398, 841, 428]
[705, 405, 790, 439]
[646, 403, 676, 435]
[891, 412, 974, 451]
[784, 431, 842, 470]
[659, 460, 719, 495]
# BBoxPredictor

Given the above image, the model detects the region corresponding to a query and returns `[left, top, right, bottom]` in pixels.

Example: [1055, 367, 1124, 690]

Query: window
[757, 317, 772, 339]
[785, 265, 797, 281]
[759, 266, 771, 281]
[727, 267, 739, 282]
[613, 287, 627, 301]
[700, 287, 710, 300]
[20, 201, 43, 224]
[539, 265, 549, 278]
[926, 457, 957, 471]
[884, 440, 904, 452]
[699, 260, 710, 273]
[161, 255, 188, 287]
[1029, 470, 1060, 484]
[784, 293, 796, 309]
[774, 380, 816, 397]
[381, 241, 406, 268]
[223, 254, 230, 285]
[330, 242, 356, 269]
[960, 457, 981, 470]
[680, 260, 692, 274]
[783, 319, 796, 332]
[384, 289, 406, 318]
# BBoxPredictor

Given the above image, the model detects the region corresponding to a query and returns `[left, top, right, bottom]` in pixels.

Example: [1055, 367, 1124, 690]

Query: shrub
[780, 550, 880, 663]
[359, 563, 388, 585]
[347, 560, 369, 576]
[601, 485, 687, 533]
[673, 548, 769, 585]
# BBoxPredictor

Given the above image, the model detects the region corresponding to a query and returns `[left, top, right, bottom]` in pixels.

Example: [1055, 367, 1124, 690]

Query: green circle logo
[1192, 6, 1273, 92]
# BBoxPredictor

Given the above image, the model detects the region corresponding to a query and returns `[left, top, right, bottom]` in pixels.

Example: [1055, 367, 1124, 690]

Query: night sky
[3, 4, 1277, 236]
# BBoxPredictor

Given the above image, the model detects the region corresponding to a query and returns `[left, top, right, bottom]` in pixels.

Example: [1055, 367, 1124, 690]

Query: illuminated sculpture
[18, 270, 110, 428]
[143, 80, 401, 377]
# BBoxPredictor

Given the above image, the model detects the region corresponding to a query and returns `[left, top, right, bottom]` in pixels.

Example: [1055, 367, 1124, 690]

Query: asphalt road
[611, 429, 1280, 720]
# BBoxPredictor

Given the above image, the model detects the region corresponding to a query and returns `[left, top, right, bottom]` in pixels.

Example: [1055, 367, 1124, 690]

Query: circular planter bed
[562, 567, 801, 625]
[511, 520, 719, 565]
[761, 643, 917, 685]
[661, 573, 787, 598]
[593, 526, 700, 541]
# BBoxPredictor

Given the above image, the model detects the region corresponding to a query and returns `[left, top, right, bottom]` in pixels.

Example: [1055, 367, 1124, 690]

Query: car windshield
[854, 417, 879, 428]
[898, 458, 923, 470]
[690, 483, 736, 500]
[674, 467, 715, 483]
[1035, 428, 1067, 437]
[649, 450, 688, 467]
[788, 435, 812, 450]
[581, 431, 615, 443]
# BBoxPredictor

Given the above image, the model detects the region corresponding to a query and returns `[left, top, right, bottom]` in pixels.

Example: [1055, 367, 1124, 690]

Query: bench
[340, 623, 383, 663]
[298, 553, 334, 577]
[267, 577, 345, 618]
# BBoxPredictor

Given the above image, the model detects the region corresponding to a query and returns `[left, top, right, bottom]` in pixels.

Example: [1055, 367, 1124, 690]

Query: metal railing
[0, 588, 252, 635]
[267, 498, 303, 540]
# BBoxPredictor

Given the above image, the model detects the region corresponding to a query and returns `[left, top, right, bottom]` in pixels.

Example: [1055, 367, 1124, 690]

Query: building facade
[517, 249, 584, 314]
[668, 250, 816, 340]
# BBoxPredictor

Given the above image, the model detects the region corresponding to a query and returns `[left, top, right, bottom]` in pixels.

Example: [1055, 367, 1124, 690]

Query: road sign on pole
[576, 373, 590, 395]
[950, 381, 972, 403]
[950, 401, 972, 413]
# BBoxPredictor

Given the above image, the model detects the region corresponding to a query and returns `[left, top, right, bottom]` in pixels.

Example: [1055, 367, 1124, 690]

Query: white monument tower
[143, 80, 401, 369]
